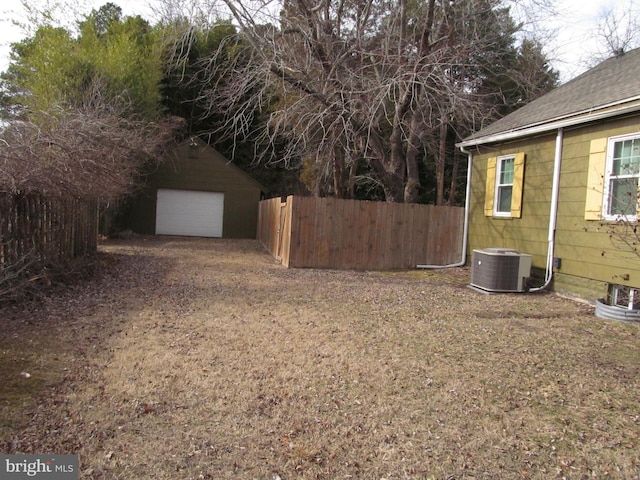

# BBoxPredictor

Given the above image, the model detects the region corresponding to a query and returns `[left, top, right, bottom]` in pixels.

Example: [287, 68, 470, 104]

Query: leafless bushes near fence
[258, 195, 464, 270]
[0, 193, 98, 264]
[0, 194, 98, 299]
[0, 106, 183, 300]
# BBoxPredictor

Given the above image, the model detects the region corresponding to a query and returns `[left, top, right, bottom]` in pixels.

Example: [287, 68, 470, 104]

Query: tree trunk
[448, 146, 460, 206]
[404, 116, 423, 203]
[347, 155, 358, 199]
[332, 146, 345, 198]
[362, 133, 405, 202]
[435, 120, 447, 206]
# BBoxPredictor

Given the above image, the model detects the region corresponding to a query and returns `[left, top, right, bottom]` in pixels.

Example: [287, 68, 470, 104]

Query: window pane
[497, 185, 512, 212]
[500, 158, 514, 184]
[613, 140, 629, 160]
[612, 139, 640, 175]
[609, 177, 639, 215]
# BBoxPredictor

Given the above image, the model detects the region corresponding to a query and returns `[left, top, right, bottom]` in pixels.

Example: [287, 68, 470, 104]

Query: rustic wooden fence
[258, 195, 464, 270]
[0, 193, 99, 273]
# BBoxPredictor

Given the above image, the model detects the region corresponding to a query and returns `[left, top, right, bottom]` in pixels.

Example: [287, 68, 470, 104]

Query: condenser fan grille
[470, 248, 532, 292]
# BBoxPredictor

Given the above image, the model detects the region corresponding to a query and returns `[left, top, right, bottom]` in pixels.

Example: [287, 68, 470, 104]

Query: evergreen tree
[0, 3, 164, 121]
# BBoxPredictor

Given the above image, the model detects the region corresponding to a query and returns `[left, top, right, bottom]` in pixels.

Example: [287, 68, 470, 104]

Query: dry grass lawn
[1, 237, 639, 479]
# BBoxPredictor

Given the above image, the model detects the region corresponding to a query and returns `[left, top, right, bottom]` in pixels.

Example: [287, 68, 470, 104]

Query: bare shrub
[0, 108, 184, 201]
[0, 105, 184, 301]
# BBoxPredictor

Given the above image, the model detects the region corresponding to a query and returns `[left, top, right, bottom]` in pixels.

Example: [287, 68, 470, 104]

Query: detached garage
[125, 137, 263, 238]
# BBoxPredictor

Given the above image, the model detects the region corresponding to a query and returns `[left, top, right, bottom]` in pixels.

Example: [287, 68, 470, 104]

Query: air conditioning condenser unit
[470, 248, 532, 293]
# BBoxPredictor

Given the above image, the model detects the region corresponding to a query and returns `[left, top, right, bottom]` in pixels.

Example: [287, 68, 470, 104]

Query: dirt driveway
[1, 237, 639, 479]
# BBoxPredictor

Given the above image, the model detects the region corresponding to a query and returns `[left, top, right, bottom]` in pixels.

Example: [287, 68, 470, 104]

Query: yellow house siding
[469, 115, 640, 300]
[550, 118, 640, 295]
[553, 272, 608, 301]
[468, 134, 555, 270]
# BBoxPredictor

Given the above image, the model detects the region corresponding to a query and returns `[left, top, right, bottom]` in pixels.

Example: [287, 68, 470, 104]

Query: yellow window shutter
[510, 152, 525, 218]
[585, 138, 607, 220]
[484, 157, 496, 216]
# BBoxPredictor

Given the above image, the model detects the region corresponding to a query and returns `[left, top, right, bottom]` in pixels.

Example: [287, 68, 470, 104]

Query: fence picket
[258, 196, 464, 270]
[0, 192, 98, 275]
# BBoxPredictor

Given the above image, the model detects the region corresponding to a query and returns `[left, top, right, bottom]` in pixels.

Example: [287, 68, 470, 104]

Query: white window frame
[493, 154, 515, 217]
[603, 133, 640, 221]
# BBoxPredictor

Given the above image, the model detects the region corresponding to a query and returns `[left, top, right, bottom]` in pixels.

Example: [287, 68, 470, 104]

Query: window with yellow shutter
[495, 155, 514, 216]
[484, 153, 525, 218]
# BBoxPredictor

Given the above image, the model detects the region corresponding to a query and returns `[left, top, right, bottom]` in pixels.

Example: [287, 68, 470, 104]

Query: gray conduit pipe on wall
[529, 127, 564, 292]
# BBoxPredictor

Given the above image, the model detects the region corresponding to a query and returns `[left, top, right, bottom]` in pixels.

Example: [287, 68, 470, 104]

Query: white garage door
[156, 189, 224, 238]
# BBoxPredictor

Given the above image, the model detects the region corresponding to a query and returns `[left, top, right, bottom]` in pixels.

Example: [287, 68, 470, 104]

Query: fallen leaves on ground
[1, 237, 638, 479]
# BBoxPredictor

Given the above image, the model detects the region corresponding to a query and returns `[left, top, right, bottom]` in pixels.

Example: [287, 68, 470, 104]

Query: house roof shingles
[461, 47, 640, 146]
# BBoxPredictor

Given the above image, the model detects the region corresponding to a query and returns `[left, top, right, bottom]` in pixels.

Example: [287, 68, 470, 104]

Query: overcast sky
[0, 0, 632, 84]
[542, 0, 629, 81]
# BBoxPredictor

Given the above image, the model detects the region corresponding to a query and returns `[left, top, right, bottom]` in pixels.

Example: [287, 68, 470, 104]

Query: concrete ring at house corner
[595, 298, 640, 322]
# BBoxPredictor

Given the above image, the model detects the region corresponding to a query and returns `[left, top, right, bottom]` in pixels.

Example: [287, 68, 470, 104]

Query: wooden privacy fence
[258, 195, 464, 270]
[0, 192, 99, 272]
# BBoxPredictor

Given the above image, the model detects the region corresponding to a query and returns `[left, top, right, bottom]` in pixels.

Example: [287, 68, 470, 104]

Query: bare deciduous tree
[593, 0, 640, 62]
[181, 0, 556, 203]
[1, 104, 184, 201]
